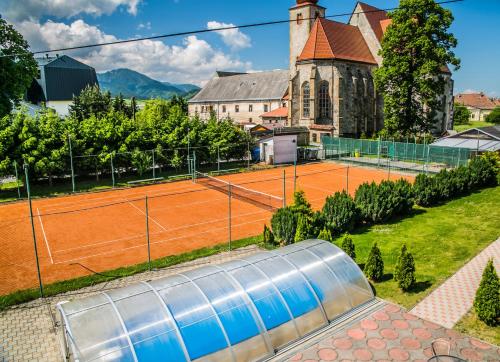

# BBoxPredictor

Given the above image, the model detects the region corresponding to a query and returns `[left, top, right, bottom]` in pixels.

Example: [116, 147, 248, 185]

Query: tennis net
[195, 171, 283, 211]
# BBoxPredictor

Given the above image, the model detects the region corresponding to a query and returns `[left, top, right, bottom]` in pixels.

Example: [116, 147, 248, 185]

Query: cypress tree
[394, 244, 416, 291]
[474, 259, 500, 326]
[364, 243, 384, 282]
[341, 233, 356, 261]
[317, 228, 333, 242]
[294, 214, 311, 243]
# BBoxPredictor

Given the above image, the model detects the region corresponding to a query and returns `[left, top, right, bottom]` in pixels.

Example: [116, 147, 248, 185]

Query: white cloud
[207, 21, 251, 50]
[137, 22, 151, 30]
[0, 0, 142, 21]
[16, 19, 252, 85]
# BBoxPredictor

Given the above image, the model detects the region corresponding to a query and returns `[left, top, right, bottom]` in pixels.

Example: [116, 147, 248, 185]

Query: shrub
[340, 233, 356, 261]
[474, 259, 500, 326]
[294, 214, 311, 243]
[309, 211, 325, 239]
[317, 228, 333, 242]
[290, 190, 313, 218]
[453, 103, 471, 125]
[322, 191, 358, 235]
[364, 243, 384, 282]
[271, 207, 297, 245]
[413, 173, 440, 207]
[263, 225, 275, 246]
[355, 180, 413, 223]
[394, 244, 416, 291]
[468, 157, 498, 189]
[485, 106, 500, 124]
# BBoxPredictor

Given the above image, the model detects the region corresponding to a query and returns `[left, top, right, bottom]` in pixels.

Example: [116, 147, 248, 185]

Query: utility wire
[0, 0, 463, 59]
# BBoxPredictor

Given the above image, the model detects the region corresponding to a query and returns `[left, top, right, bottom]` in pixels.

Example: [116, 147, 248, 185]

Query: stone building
[189, 0, 455, 142]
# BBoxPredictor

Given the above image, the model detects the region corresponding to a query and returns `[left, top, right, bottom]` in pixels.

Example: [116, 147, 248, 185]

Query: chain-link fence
[322, 136, 472, 173]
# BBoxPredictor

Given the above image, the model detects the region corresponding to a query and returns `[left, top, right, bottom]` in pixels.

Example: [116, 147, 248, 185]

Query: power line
[0, 0, 463, 59]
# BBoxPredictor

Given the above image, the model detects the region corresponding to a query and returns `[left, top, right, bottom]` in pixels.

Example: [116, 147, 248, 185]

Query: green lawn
[338, 186, 500, 309]
[455, 310, 500, 346]
[454, 121, 495, 132]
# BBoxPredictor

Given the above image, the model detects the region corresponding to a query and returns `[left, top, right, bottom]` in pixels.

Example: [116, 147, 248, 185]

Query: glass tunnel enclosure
[57, 240, 374, 362]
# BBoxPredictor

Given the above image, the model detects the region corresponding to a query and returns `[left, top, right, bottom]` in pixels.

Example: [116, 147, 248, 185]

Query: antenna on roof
[45, 54, 49, 59]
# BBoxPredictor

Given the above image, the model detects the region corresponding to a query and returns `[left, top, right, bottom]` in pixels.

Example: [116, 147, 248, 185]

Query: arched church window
[302, 82, 310, 118]
[319, 81, 331, 119]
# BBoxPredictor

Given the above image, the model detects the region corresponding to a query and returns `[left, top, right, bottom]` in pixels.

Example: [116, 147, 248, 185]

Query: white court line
[126, 199, 168, 232]
[36, 208, 54, 264]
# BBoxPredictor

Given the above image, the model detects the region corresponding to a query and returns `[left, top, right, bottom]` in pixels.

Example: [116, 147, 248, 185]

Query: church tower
[289, 0, 326, 71]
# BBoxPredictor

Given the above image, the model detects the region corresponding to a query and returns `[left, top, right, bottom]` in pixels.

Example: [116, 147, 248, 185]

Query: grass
[335, 186, 500, 309]
[454, 120, 495, 132]
[455, 310, 500, 346]
[0, 234, 263, 311]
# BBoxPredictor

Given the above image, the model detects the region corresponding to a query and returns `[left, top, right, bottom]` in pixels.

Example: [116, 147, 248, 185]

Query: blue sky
[1, 0, 498, 95]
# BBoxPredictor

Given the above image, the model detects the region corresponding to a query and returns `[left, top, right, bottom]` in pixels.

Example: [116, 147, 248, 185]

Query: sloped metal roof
[432, 138, 500, 152]
[189, 70, 289, 103]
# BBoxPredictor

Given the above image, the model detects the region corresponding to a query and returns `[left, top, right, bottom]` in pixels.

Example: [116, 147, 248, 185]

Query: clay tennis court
[0, 161, 413, 295]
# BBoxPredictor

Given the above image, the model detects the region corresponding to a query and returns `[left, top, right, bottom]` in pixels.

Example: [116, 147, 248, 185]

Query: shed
[259, 134, 298, 165]
[432, 126, 500, 152]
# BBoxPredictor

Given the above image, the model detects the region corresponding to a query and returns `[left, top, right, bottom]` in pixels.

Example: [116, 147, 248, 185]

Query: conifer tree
[474, 259, 500, 326]
[317, 228, 333, 242]
[394, 244, 416, 291]
[294, 214, 311, 243]
[364, 243, 384, 282]
[341, 234, 356, 261]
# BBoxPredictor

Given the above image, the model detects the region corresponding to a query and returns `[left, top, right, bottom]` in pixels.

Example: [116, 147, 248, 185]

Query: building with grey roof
[432, 126, 500, 152]
[26, 55, 99, 116]
[188, 70, 289, 125]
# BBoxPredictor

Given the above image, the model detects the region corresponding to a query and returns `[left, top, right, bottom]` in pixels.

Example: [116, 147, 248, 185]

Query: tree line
[0, 86, 250, 184]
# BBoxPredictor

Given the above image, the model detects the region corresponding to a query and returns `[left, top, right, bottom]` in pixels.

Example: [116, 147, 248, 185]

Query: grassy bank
[338, 186, 500, 309]
[0, 235, 263, 310]
[454, 120, 495, 132]
[455, 311, 500, 346]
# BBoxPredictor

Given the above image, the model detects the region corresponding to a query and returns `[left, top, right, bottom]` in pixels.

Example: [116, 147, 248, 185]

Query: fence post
[293, 157, 297, 194]
[192, 151, 196, 181]
[68, 135, 75, 192]
[228, 183, 232, 251]
[24, 164, 44, 298]
[13, 162, 21, 199]
[217, 145, 220, 172]
[152, 150, 156, 180]
[247, 141, 250, 169]
[145, 195, 151, 271]
[282, 169, 286, 208]
[346, 165, 350, 194]
[111, 154, 115, 187]
[377, 136, 381, 168]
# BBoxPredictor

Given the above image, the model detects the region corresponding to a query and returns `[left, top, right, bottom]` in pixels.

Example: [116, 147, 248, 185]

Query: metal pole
[247, 141, 250, 169]
[24, 164, 44, 298]
[377, 136, 381, 168]
[192, 151, 196, 181]
[68, 135, 75, 192]
[152, 149, 156, 180]
[228, 183, 232, 251]
[111, 154, 115, 187]
[282, 169, 286, 208]
[346, 165, 350, 194]
[145, 195, 151, 271]
[217, 145, 220, 172]
[293, 157, 297, 194]
[14, 162, 21, 199]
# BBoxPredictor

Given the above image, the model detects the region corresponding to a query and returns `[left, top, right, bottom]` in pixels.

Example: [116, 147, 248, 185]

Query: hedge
[322, 191, 358, 235]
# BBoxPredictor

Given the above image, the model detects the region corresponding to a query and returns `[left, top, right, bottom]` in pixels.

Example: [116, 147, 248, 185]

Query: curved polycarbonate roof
[58, 240, 374, 362]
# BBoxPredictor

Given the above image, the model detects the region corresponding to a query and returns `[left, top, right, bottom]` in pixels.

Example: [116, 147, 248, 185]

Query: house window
[235, 105, 239, 113]
[264, 104, 269, 112]
[222, 105, 226, 113]
[312, 133, 318, 143]
[249, 104, 253, 112]
[195, 106, 198, 113]
[282, 102, 287, 108]
[302, 82, 310, 118]
[297, 13, 303, 25]
[319, 81, 331, 119]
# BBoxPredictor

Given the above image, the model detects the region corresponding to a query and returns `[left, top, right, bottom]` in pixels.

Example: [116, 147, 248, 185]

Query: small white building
[259, 134, 298, 165]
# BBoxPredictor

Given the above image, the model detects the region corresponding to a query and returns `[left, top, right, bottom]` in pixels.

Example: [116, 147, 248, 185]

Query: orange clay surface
[0, 162, 414, 295]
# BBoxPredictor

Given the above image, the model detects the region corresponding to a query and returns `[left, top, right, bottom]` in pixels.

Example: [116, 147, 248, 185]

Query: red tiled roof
[261, 106, 288, 118]
[290, 0, 324, 10]
[298, 18, 377, 64]
[358, 2, 389, 42]
[456, 93, 498, 110]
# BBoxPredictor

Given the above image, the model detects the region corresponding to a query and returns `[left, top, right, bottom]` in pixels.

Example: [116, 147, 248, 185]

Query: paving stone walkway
[288, 302, 500, 362]
[0, 246, 259, 362]
[411, 238, 500, 329]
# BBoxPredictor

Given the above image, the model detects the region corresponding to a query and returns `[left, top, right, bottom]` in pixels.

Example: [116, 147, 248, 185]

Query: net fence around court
[194, 171, 284, 211]
[322, 136, 472, 173]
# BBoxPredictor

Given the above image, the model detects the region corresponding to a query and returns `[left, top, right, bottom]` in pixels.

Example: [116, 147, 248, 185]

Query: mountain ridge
[97, 68, 200, 99]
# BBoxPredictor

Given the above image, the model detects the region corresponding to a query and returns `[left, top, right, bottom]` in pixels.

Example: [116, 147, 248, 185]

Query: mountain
[97, 69, 200, 100]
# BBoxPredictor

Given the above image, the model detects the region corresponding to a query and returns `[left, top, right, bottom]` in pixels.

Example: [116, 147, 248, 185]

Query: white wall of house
[188, 100, 286, 125]
[46, 100, 72, 117]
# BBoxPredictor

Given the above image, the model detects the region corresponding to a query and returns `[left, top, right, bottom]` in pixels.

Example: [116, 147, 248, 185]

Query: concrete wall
[188, 100, 285, 125]
[46, 101, 72, 117]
